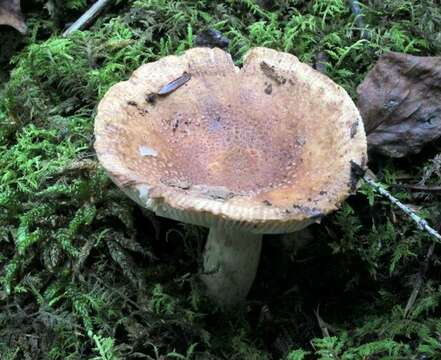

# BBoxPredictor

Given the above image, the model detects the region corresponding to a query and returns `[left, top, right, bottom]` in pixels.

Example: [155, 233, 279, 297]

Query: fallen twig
[404, 242, 436, 318]
[314, 305, 338, 337]
[63, 0, 112, 37]
[363, 174, 440, 318]
[363, 174, 441, 243]
[395, 184, 441, 192]
[314, 307, 330, 338]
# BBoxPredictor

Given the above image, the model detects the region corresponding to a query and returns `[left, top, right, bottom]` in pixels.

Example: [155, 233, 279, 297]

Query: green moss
[2, 0, 441, 358]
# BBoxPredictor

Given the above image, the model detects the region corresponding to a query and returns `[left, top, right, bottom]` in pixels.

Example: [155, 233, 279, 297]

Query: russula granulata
[94, 47, 367, 307]
[0, 0, 27, 34]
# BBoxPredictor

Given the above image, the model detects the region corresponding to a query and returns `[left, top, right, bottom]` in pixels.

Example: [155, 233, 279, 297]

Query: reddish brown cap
[94, 47, 367, 233]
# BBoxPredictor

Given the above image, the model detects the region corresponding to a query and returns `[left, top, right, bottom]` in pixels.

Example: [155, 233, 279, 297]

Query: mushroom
[94, 47, 367, 307]
[0, 0, 27, 34]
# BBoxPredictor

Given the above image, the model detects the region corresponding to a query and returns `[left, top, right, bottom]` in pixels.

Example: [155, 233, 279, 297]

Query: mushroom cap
[94, 47, 367, 234]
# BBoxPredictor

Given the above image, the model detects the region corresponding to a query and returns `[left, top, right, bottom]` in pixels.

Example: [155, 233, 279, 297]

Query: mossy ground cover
[1, 0, 441, 359]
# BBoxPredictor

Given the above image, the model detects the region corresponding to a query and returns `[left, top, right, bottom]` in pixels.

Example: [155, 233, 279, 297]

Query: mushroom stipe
[94, 47, 367, 308]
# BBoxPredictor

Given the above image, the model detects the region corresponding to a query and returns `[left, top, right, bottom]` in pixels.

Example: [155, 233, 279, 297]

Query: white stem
[200, 227, 262, 307]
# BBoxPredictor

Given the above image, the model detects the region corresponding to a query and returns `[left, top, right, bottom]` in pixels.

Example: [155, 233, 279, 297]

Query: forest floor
[1, 1, 441, 359]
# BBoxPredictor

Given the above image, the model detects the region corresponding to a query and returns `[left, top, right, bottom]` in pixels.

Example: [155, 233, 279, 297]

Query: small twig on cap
[363, 174, 441, 244]
[63, 0, 112, 37]
[157, 72, 192, 96]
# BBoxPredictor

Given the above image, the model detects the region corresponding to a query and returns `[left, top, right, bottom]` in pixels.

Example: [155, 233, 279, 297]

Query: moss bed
[1, 1, 441, 359]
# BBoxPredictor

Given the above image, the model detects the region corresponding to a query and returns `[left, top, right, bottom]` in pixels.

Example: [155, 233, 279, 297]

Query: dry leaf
[357, 52, 441, 157]
[0, 0, 27, 34]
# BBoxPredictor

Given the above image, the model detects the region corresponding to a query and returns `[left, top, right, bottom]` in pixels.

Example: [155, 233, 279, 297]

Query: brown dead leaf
[357, 52, 441, 157]
[0, 0, 27, 34]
